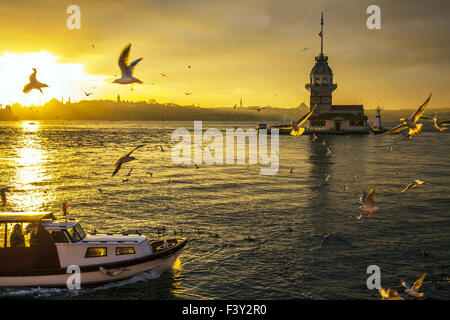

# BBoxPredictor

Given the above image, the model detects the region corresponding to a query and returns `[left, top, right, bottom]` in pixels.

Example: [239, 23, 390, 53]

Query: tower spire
[320, 11, 324, 55]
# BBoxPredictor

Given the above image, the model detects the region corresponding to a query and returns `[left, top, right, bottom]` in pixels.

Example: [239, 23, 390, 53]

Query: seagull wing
[124, 144, 144, 157]
[384, 123, 408, 135]
[294, 105, 317, 127]
[401, 280, 409, 289]
[365, 188, 376, 207]
[410, 93, 432, 123]
[271, 124, 293, 129]
[401, 181, 415, 193]
[118, 43, 132, 77]
[359, 192, 367, 204]
[112, 162, 122, 177]
[412, 273, 426, 291]
[378, 288, 389, 298]
[129, 58, 143, 73]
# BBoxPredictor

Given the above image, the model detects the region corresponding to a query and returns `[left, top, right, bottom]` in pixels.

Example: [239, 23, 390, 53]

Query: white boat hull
[0, 250, 181, 287]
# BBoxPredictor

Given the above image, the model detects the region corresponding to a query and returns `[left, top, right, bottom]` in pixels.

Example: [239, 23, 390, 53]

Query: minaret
[305, 12, 337, 114]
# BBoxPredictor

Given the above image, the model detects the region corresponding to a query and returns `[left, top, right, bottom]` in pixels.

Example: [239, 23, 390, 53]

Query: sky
[0, 0, 449, 109]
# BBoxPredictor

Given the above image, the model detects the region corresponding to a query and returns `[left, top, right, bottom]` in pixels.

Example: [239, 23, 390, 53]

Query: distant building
[306, 13, 369, 133]
[373, 107, 383, 129]
[0, 105, 19, 121]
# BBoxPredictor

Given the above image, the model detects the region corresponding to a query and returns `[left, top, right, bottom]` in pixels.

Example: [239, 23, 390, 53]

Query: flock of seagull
[7, 42, 450, 300]
[271, 93, 447, 299]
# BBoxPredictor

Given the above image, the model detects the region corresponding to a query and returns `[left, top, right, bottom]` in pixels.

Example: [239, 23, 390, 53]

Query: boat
[0, 212, 187, 287]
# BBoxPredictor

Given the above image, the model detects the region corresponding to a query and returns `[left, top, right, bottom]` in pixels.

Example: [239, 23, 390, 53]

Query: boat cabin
[0, 213, 151, 272]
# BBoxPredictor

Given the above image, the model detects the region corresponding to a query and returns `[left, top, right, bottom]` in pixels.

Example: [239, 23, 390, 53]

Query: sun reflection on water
[9, 121, 53, 211]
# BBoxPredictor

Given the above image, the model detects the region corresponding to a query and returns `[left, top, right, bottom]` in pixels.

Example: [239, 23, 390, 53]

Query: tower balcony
[305, 83, 337, 91]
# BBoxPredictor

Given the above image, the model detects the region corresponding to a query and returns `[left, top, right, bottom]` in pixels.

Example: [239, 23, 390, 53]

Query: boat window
[116, 247, 135, 255]
[66, 227, 82, 243]
[85, 247, 107, 258]
[50, 231, 69, 243]
[6, 223, 26, 248]
[74, 224, 86, 240]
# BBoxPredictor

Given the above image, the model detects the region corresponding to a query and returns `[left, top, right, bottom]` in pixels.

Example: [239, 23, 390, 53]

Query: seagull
[402, 273, 426, 298]
[112, 145, 144, 177]
[326, 147, 333, 157]
[113, 43, 143, 85]
[300, 48, 310, 52]
[158, 145, 165, 152]
[290, 168, 294, 174]
[321, 232, 335, 246]
[161, 73, 167, 77]
[233, 104, 237, 109]
[401, 180, 426, 192]
[379, 288, 405, 300]
[185, 92, 192, 95]
[23, 68, 49, 93]
[421, 114, 450, 131]
[389, 145, 393, 152]
[312, 133, 318, 142]
[271, 105, 317, 136]
[146, 172, 153, 177]
[344, 183, 349, 191]
[324, 174, 331, 183]
[126, 167, 133, 176]
[384, 93, 431, 136]
[194, 164, 200, 169]
[0, 187, 9, 205]
[84, 91, 93, 96]
[359, 187, 378, 218]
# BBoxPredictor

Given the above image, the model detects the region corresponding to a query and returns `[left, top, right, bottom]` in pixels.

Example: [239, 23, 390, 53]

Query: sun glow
[0, 51, 108, 107]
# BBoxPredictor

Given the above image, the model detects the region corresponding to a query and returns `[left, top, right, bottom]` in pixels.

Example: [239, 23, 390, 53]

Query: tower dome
[310, 54, 333, 86]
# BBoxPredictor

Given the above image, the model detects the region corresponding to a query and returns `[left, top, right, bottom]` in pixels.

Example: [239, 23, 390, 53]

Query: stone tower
[305, 12, 337, 114]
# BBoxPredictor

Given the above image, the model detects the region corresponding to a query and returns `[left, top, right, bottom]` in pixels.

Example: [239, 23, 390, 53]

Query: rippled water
[0, 120, 448, 300]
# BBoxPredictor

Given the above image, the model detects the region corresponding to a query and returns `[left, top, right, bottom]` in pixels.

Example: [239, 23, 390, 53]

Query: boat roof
[0, 212, 56, 222]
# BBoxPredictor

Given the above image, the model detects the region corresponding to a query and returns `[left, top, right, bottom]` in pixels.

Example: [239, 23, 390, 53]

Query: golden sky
[0, 0, 448, 108]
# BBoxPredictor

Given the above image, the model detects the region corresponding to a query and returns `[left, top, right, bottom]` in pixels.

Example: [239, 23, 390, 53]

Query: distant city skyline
[0, 0, 449, 109]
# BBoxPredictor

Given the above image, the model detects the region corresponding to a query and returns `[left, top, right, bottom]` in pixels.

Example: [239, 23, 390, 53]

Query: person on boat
[26, 223, 39, 247]
[10, 224, 25, 248]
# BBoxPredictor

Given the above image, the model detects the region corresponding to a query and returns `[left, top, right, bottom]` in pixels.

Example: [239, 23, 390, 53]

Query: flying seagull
[84, 91, 93, 96]
[401, 180, 426, 192]
[401, 273, 426, 298]
[384, 93, 431, 136]
[359, 187, 378, 218]
[113, 43, 143, 85]
[272, 105, 317, 136]
[421, 114, 450, 132]
[23, 68, 48, 93]
[112, 145, 144, 177]
[378, 288, 405, 300]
